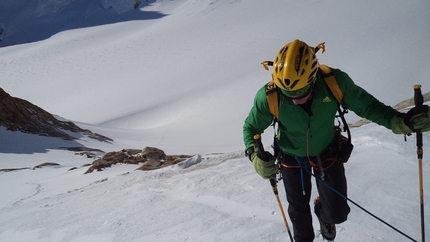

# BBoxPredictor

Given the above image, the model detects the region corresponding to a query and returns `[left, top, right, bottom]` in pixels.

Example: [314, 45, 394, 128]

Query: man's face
[288, 92, 313, 105]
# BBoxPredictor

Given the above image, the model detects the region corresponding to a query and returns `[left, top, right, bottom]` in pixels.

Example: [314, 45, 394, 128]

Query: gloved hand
[405, 105, 430, 132]
[391, 115, 412, 134]
[250, 145, 278, 180]
[391, 105, 430, 134]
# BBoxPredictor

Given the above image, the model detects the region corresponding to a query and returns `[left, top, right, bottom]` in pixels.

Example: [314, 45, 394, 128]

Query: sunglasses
[282, 82, 315, 100]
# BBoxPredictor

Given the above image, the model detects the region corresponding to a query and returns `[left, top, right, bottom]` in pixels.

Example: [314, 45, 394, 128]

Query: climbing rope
[295, 156, 417, 242]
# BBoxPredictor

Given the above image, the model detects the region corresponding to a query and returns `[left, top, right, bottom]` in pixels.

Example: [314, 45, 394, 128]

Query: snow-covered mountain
[1, 0, 429, 241]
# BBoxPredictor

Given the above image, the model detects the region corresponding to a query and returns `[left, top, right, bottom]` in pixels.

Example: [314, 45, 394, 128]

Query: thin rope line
[295, 157, 417, 242]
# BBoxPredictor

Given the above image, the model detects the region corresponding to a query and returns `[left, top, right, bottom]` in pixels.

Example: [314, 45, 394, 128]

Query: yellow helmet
[272, 39, 319, 96]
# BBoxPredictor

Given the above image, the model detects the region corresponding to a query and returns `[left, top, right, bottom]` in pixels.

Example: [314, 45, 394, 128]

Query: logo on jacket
[322, 96, 331, 102]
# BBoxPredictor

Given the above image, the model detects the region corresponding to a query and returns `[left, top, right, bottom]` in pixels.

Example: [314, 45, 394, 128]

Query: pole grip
[413, 85, 424, 159]
[414, 84, 423, 108]
[253, 134, 265, 157]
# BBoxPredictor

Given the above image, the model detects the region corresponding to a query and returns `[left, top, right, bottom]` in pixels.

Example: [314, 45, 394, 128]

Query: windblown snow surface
[1, 0, 429, 241]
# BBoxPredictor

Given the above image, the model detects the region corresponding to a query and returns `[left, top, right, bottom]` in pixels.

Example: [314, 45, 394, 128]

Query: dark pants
[280, 152, 350, 242]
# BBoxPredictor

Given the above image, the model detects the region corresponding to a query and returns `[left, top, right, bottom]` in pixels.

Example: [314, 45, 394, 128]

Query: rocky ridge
[0, 87, 112, 142]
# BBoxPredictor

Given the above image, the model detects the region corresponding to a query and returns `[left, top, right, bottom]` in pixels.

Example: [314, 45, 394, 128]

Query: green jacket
[243, 67, 400, 157]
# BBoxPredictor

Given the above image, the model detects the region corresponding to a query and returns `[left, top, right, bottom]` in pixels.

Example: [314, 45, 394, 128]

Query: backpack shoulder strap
[319, 64, 343, 104]
[319, 64, 352, 141]
[266, 80, 279, 119]
[265, 80, 281, 158]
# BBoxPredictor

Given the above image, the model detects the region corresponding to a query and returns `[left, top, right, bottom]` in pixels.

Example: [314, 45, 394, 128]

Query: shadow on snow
[0, 0, 167, 47]
[0, 127, 94, 154]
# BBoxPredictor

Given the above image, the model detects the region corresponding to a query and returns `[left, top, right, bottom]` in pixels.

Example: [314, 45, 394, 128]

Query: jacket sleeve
[243, 85, 275, 150]
[333, 68, 401, 129]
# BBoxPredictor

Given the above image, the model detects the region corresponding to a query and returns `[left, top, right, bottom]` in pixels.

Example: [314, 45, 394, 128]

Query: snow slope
[1, 0, 430, 241]
[1, 0, 430, 154]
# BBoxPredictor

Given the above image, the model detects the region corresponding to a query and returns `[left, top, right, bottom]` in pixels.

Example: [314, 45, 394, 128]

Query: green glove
[405, 105, 430, 132]
[249, 145, 278, 180]
[391, 105, 430, 134]
[391, 115, 412, 134]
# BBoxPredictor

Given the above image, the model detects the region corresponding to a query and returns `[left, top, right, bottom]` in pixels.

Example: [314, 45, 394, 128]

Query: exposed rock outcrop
[85, 147, 192, 174]
[33, 162, 60, 170]
[0, 87, 112, 142]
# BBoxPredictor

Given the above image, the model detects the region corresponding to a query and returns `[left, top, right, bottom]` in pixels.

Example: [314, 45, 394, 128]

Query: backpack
[263, 64, 352, 161]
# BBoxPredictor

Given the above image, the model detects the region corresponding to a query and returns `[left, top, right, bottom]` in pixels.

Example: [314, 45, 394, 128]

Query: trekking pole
[254, 134, 294, 242]
[413, 84, 425, 242]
